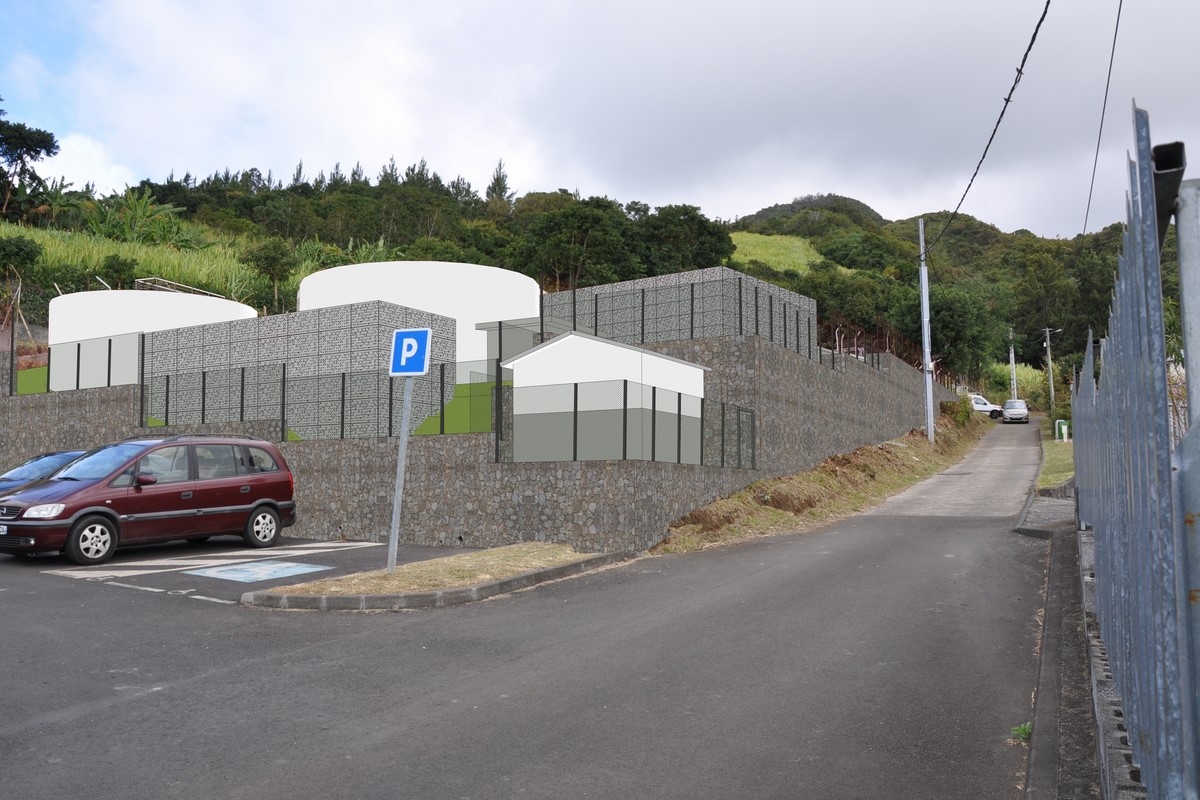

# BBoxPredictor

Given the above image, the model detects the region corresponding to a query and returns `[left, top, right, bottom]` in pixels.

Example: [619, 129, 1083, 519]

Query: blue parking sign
[389, 329, 432, 376]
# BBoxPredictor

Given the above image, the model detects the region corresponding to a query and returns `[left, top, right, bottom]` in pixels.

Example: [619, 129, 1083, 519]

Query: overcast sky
[3, 0, 1197, 240]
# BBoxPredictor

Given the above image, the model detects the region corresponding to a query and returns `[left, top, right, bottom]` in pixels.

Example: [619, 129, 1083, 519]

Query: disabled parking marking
[41, 541, 384, 580]
[183, 561, 333, 583]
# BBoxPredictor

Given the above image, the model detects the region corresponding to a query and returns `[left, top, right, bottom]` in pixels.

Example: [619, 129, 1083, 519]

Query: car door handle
[240, 486, 251, 493]
[181, 491, 193, 499]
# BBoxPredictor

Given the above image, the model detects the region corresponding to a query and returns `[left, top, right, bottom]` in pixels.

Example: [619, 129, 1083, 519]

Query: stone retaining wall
[0, 333, 956, 553]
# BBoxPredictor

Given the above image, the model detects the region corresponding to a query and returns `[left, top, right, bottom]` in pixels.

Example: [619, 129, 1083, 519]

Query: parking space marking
[191, 595, 237, 605]
[105, 582, 167, 593]
[183, 561, 332, 583]
[41, 541, 384, 580]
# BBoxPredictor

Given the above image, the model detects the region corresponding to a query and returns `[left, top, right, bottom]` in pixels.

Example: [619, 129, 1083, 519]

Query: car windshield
[54, 443, 151, 481]
[0, 452, 81, 480]
[1004, 400, 1027, 409]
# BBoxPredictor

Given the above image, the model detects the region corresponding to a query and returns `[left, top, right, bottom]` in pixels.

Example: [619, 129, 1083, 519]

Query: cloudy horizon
[3, 0, 1197, 240]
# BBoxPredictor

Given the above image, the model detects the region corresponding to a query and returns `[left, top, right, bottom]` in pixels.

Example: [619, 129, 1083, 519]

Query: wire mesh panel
[511, 383, 574, 461]
[576, 380, 625, 461]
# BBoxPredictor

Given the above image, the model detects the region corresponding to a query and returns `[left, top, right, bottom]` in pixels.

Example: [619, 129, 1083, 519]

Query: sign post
[386, 328, 431, 573]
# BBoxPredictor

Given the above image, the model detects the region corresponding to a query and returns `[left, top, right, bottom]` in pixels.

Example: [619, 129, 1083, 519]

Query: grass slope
[730, 231, 823, 274]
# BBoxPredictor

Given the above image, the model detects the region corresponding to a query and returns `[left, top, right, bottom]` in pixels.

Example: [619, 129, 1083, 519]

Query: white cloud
[5, 0, 1198, 238]
[40, 133, 138, 196]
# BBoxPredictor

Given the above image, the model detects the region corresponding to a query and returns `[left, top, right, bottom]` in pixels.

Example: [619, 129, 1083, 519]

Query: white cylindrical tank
[296, 261, 540, 363]
[48, 291, 258, 345]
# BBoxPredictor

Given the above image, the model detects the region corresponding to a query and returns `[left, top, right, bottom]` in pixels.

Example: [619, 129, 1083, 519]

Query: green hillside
[730, 232, 823, 274]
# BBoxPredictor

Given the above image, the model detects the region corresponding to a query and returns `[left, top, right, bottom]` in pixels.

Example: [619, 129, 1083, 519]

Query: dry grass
[654, 412, 991, 554]
[269, 413, 991, 595]
[266, 542, 589, 596]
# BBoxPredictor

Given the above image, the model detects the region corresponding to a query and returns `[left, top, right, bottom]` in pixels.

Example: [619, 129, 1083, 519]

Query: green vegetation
[0, 99, 1144, 388]
[15, 365, 47, 394]
[1010, 722, 1033, 742]
[730, 231, 823, 274]
[1037, 414, 1074, 490]
[413, 381, 501, 435]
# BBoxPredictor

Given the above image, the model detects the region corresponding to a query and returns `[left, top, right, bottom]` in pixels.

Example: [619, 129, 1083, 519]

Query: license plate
[0, 525, 7, 535]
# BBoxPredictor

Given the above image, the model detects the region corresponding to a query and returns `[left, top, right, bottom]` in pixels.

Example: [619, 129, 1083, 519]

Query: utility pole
[1009, 328, 1018, 399]
[1044, 327, 1061, 412]
[919, 219, 934, 443]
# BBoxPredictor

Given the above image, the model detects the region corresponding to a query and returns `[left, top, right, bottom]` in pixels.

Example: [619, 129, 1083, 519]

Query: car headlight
[24, 504, 66, 519]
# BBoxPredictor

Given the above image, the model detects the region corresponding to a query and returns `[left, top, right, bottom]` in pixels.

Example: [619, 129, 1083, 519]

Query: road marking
[41, 541, 383, 580]
[183, 561, 332, 583]
[105, 582, 167, 593]
[191, 595, 237, 605]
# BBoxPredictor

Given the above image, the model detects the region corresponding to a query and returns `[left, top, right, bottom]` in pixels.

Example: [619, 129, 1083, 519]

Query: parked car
[0, 450, 86, 494]
[1002, 398, 1030, 424]
[968, 393, 1003, 419]
[0, 434, 295, 565]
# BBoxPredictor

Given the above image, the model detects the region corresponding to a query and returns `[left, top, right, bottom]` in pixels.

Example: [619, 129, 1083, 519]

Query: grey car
[1001, 399, 1030, 424]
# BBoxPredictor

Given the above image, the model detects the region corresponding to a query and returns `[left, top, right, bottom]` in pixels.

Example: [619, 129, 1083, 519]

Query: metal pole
[919, 219, 935, 443]
[1009, 328, 1018, 399]
[386, 376, 415, 574]
[1045, 327, 1056, 412]
[622, 379, 628, 460]
[1179, 179, 1200, 427]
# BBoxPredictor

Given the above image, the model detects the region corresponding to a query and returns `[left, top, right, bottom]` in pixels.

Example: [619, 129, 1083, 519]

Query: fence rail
[1072, 106, 1198, 799]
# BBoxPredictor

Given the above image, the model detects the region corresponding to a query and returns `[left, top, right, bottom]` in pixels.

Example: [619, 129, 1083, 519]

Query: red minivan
[0, 434, 296, 565]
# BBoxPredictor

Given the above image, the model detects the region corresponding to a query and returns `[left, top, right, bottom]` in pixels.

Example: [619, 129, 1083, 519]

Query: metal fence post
[201, 370, 207, 424]
[339, 372, 346, 439]
[572, 382, 579, 461]
[439, 363, 446, 434]
[720, 401, 726, 468]
[494, 358, 502, 463]
[690, 282, 696, 340]
[239, 367, 246, 422]
[651, 386, 657, 462]
[280, 363, 287, 441]
[676, 392, 682, 464]
[164, 374, 171, 426]
[641, 288, 647, 343]
[622, 379, 628, 460]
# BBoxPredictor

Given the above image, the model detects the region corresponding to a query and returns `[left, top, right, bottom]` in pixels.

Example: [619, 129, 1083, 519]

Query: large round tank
[296, 261, 540, 363]
[48, 290, 258, 345]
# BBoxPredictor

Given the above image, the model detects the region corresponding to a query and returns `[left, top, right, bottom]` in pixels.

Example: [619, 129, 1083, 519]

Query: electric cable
[1081, 0, 1123, 235]
[921, 0, 1053, 259]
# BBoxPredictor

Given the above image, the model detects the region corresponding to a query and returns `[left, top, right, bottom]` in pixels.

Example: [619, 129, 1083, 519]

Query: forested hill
[729, 192, 1160, 376]
[0, 147, 1162, 383]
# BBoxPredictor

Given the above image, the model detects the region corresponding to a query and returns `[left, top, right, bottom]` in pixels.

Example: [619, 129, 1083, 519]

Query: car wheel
[243, 507, 281, 548]
[66, 515, 117, 565]
[990, 410, 1002, 419]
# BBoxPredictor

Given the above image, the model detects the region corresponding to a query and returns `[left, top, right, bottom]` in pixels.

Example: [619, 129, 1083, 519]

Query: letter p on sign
[389, 329, 432, 376]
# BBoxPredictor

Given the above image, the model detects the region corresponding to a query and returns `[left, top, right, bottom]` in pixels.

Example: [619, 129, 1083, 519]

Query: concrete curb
[239, 551, 636, 611]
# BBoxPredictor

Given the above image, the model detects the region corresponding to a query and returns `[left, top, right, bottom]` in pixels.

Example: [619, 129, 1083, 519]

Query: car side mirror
[136, 473, 158, 486]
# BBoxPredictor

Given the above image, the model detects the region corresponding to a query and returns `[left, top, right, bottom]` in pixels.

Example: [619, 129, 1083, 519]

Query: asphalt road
[1, 421, 1047, 799]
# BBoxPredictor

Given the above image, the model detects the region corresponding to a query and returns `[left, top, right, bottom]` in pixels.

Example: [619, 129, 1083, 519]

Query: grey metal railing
[1072, 106, 1198, 799]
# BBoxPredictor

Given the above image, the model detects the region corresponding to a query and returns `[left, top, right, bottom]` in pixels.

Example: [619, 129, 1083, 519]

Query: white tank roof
[48, 290, 257, 346]
[297, 261, 540, 363]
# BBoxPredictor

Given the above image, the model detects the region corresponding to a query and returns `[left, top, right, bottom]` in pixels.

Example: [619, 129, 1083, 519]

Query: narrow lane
[2, 422, 1046, 799]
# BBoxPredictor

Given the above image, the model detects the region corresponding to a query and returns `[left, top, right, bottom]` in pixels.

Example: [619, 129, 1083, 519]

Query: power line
[1081, 0, 1124, 235]
[921, 0, 1053, 259]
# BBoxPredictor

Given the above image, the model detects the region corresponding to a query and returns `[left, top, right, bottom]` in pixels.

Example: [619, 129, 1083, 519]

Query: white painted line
[190, 595, 236, 605]
[43, 541, 386, 579]
[105, 582, 167, 593]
